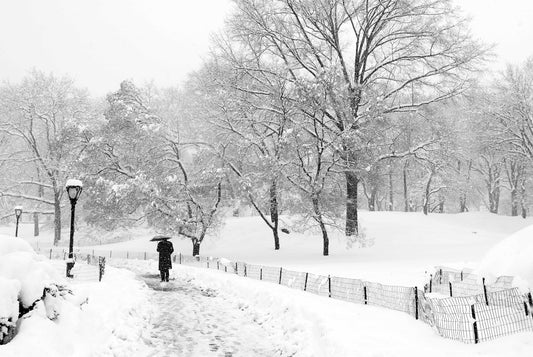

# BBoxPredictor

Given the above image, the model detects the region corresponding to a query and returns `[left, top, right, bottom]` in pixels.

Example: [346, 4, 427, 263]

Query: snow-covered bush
[0, 235, 84, 344]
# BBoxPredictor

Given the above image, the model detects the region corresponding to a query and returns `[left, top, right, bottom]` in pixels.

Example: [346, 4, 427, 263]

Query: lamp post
[65, 179, 83, 278]
[14, 206, 22, 237]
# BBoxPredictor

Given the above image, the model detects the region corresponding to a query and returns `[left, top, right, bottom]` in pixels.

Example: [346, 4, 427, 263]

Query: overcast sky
[0, 0, 531, 96]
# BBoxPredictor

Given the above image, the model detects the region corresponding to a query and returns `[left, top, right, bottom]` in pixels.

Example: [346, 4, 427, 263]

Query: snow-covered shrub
[345, 226, 374, 249]
[0, 278, 19, 344]
[0, 235, 85, 344]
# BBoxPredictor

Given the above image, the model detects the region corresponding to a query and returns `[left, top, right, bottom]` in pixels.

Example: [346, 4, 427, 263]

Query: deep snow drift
[477, 224, 533, 290]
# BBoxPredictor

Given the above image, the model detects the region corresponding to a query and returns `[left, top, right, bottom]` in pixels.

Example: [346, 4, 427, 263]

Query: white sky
[0, 0, 531, 96]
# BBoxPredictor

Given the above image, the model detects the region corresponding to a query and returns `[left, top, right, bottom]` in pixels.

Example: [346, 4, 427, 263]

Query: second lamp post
[14, 206, 22, 237]
[65, 179, 83, 278]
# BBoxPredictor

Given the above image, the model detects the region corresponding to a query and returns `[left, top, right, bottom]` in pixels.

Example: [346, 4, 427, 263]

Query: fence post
[482, 278, 489, 305]
[207, 261, 210, 269]
[235, 262, 238, 275]
[126, 251, 129, 259]
[460, 271, 463, 281]
[279, 268, 283, 284]
[449, 282, 453, 297]
[429, 274, 432, 293]
[471, 304, 479, 344]
[528, 292, 533, 308]
[524, 301, 529, 316]
[99, 257, 106, 282]
[244, 264, 247, 277]
[260, 268, 263, 281]
[304, 272, 309, 291]
[217, 261, 219, 270]
[49, 248, 52, 259]
[439, 268, 442, 284]
[109, 250, 112, 258]
[179, 253, 182, 264]
[364, 285, 368, 305]
[414, 287, 419, 320]
[328, 275, 331, 298]
[143, 251, 146, 260]
[225, 266, 227, 273]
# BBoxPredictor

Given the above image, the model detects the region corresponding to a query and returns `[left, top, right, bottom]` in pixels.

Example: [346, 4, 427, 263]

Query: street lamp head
[65, 179, 83, 202]
[14, 206, 22, 218]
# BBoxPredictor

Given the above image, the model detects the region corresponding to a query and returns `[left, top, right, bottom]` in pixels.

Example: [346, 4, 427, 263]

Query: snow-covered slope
[5, 211, 532, 287]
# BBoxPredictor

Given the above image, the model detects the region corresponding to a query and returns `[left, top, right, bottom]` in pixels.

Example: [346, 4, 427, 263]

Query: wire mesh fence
[41, 247, 533, 344]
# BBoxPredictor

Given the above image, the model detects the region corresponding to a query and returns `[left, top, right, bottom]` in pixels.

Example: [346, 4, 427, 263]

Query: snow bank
[0, 235, 34, 255]
[0, 235, 153, 355]
[0, 265, 153, 356]
[477, 224, 533, 290]
[0, 236, 63, 308]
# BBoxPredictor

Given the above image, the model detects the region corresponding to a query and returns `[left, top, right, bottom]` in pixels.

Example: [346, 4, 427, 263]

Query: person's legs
[164, 269, 170, 282]
[160, 270, 165, 282]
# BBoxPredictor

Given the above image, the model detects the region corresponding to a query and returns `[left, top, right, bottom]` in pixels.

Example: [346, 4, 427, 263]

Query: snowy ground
[2, 211, 533, 356]
[8, 211, 533, 286]
[7, 257, 527, 357]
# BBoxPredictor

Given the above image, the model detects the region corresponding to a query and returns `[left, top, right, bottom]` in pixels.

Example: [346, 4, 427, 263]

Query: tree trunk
[459, 160, 472, 213]
[438, 195, 445, 213]
[423, 171, 434, 215]
[511, 189, 518, 216]
[520, 180, 527, 218]
[459, 193, 468, 213]
[33, 212, 39, 236]
[403, 162, 409, 212]
[388, 166, 394, 211]
[367, 187, 377, 211]
[192, 240, 200, 256]
[269, 180, 280, 250]
[312, 196, 328, 256]
[53, 192, 61, 246]
[488, 186, 500, 214]
[345, 171, 359, 236]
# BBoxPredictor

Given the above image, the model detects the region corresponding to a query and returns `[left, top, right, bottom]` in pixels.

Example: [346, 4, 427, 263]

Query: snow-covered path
[138, 273, 282, 357]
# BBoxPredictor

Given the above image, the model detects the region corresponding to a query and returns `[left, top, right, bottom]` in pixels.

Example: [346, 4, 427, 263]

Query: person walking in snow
[157, 239, 174, 282]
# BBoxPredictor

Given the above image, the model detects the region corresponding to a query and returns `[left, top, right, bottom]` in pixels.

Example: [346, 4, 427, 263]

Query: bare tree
[227, 0, 487, 235]
[0, 71, 90, 244]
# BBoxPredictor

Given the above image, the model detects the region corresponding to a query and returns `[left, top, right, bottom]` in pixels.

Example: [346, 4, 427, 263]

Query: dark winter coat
[157, 240, 174, 270]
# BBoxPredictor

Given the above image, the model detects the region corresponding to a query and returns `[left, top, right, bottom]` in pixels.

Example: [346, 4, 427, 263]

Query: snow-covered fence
[34, 247, 106, 282]
[424, 287, 533, 343]
[427, 267, 514, 298]
[176, 257, 532, 344]
[69, 248, 533, 344]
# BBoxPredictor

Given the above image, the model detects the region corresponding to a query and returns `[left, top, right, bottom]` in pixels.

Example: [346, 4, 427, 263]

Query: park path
[138, 273, 284, 357]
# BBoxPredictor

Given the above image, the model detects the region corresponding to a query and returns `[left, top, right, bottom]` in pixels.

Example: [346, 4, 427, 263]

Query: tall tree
[0, 71, 90, 244]
[227, 0, 487, 235]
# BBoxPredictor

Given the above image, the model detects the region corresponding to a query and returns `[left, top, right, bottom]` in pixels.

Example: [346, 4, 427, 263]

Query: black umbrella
[150, 235, 172, 241]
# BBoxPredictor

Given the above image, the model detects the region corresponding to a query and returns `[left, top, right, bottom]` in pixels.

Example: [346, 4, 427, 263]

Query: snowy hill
[5, 211, 533, 287]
